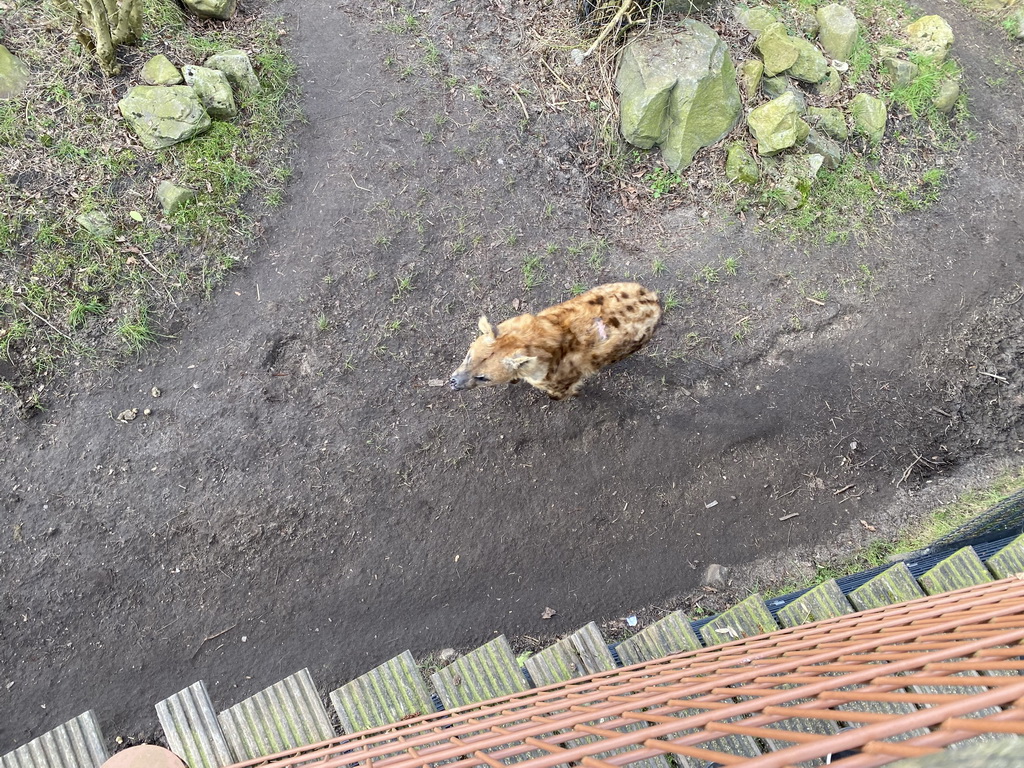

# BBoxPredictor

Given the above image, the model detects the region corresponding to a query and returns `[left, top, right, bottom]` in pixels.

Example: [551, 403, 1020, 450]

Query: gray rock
[849, 93, 887, 143]
[774, 153, 825, 209]
[807, 105, 848, 141]
[701, 563, 730, 588]
[0, 44, 30, 99]
[182, 65, 237, 119]
[725, 142, 759, 184]
[76, 211, 114, 239]
[1009, 8, 1024, 40]
[205, 49, 261, 93]
[617, 21, 742, 171]
[787, 36, 829, 83]
[761, 74, 789, 98]
[156, 181, 197, 215]
[803, 128, 843, 169]
[905, 15, 954, 62]
[756, 23, 799, 77]
[438, 648, 458, 664]
[933, 79, 960, 113]
[882, 58, 919, 88]
[141, 54, 182, 86]
[182, 0, 236, 20]
[737, 59, 763, 97]
[733, 6, 777, 37]
[118, 85, 212, 150]
[747, 91, 809, 155]
[810, 66, 842, 96]
[816, 4, 859, 61]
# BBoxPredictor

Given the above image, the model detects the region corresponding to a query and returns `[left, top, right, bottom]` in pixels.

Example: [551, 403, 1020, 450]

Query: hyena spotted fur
[450, 282, 662, 400]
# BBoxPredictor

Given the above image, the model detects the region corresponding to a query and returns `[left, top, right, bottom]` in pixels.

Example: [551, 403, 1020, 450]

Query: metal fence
[225, 576, 1024, 768]
[927, 487, 1024, 552]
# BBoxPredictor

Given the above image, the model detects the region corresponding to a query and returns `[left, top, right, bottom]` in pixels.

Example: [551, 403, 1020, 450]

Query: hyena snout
[449, 369, 471, 391]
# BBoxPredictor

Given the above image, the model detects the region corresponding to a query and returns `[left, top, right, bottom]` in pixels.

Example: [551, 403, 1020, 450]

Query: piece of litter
[705, 500, 718, 509]
[715, 626, 738, 638]
[778, 512, 800, 521]
[428, 379, 445, 387]
[626, 615, 638, 627]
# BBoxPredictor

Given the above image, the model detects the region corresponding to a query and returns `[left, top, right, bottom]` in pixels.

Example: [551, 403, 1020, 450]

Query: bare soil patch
[2, 0, 1024, 753]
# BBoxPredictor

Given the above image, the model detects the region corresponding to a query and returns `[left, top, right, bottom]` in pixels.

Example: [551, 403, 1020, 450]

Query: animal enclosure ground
[2, 0, 1024, 753]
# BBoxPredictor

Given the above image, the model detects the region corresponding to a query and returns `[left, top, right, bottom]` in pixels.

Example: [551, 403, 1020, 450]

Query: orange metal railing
[226, 576, 1024, 768]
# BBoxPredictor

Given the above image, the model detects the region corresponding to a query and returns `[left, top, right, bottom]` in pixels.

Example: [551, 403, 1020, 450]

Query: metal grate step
[156, 680, 233, 768]
[217, 669, 335, 762]
[329, 651, 436, 734]
[430, 635, 529, 709]
[524, 622, 615, 686]
[615, 610, 701, 666]
[0, 711, 108, 768]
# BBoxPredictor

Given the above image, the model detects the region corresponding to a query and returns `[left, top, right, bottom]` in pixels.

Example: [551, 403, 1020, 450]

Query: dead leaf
[541, 606, 556, 620]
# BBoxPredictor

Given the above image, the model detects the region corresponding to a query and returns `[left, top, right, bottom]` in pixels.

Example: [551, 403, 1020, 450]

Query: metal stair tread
[430, 635, 528, 709]
[615, 610, 701, 666]
[156, 680, 233, 768]
[329, 651, 435, 734]
[699, 593, 779, 646]
[217, 668, 335, 762]
[777, 579, 852, 628]
[0, 711, 108, 768]
[524, 622, 615, 687]
[848, 562, 926, 611]
[918, 546, 992, 595]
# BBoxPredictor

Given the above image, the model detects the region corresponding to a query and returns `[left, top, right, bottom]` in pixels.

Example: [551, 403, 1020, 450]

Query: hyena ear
[504, 354, 537, 370]
[478, 315, 495, 339]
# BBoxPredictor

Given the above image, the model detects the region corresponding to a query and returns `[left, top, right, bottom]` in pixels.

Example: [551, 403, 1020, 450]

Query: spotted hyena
[449, 282, 662, 400]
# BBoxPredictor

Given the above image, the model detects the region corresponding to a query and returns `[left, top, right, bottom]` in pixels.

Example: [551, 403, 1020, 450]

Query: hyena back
[449, 282, 662, 400]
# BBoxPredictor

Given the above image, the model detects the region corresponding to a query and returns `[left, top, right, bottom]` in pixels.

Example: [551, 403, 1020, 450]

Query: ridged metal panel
[217, 668, 335, 762]
[986, 533, 1024, 579]
[329, 651, 436, 734]
[919, 546, 993, 594]
[777, 579, 852, 628]
[430, 635, 528, 709]
[848, 562, 926, 611]
[524, 622, 615, 687]
[156, 680, 233, 768]
[615, 610, 701, 666]
[699, 593, 779, 645]
[0, 711, 108, 768]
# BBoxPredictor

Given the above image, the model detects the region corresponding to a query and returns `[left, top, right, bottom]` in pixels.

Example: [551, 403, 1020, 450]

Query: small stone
[76, 211, 114, 239]
[787, 36, 829, 83]
[734, 6, 778, 37]
[882, 58, 919, 88]
[0, 44, 31, 99]
[427, 379, 445, 387]
[933, 79, 960, 113]
[810, 66, 842, 96]
[438, 648, 458, 663]
[702, 563, 730, 588]
[117, 408, 139, 423]
[151, 387, 162, 397]
[905, 15, 955, 62]
[803, 129, 844, 170]
[143, 408, 152, 416]
[182, 65, 237, 119]
[141, 54, 182, 86]
[725, 142, 760, 184]
[737, 59, 763, 97]
[156, 181, 197, 216]
[849, 93, 887, 143]
[118, 85, 212, 150]
[747, 91, 810, 156]
[761, 74, 789, 98]
[182, 0, 237, 20]
[205, 49, 261, 93]
[756, 23, 800, 77]
[816, 4, 859, 61]
[807, 106, 848, 141]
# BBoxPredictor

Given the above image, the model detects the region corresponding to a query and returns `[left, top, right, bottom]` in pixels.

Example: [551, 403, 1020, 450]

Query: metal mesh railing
[929, 487, 1024, 551]
[225, 576, 1024, 768]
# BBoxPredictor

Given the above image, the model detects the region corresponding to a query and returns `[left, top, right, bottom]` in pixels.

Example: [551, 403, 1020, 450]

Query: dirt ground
[2, 0, 1024, 753]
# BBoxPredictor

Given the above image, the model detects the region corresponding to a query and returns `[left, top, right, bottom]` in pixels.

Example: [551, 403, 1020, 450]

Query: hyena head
[450, 316, 542, 391]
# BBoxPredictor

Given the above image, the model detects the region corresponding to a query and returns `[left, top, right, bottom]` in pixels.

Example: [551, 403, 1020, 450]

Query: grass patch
[1, 0, 300, 402]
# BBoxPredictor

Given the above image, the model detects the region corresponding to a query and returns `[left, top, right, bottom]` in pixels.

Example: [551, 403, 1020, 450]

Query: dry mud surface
[2, 0, 1024, 752]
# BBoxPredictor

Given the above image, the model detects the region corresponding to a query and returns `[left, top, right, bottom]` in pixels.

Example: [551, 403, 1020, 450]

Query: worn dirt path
[2, 0, 1023, 752]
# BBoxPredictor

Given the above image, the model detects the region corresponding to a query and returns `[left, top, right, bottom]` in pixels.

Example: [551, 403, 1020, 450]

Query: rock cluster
[614, 4, 961, 210]
[118, 49, 258, 150]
